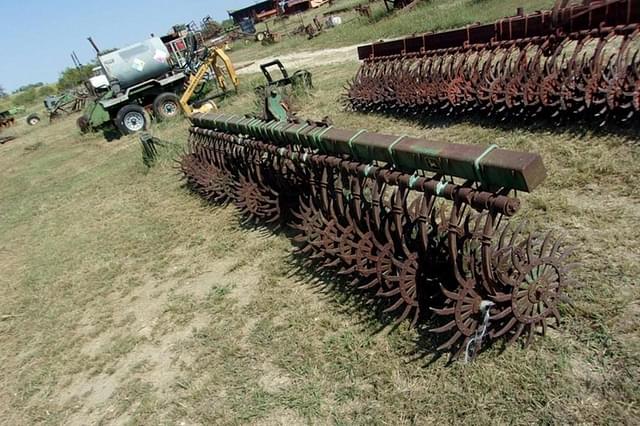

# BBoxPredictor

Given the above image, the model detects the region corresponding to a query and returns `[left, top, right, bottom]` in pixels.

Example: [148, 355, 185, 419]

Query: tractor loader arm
[179, 48, 239, 117]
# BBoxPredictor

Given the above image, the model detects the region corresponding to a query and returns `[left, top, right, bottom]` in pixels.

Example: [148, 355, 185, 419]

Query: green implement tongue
[191, 113, 546, 193]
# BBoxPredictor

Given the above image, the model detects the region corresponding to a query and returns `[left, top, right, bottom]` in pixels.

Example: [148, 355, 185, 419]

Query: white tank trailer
[78, 37, 186, 135]
[97, 37, 172, 94]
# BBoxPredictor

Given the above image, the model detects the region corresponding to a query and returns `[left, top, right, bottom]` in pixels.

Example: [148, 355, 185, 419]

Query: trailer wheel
[153, 93, 181, 120]
[115, 104, 149, 135]
[26, 114, 41, 126]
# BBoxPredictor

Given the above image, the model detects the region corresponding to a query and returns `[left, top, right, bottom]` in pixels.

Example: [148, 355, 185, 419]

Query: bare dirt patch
[58, 254, 266, 424]
[236, 44, 359, 75]
[258, 361, 293, 394]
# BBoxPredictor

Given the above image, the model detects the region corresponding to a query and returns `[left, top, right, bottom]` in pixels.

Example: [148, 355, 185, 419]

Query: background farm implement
[0, 106, 25, 128]
[44, 91, 88, 122]
[346, 0, 640, 126]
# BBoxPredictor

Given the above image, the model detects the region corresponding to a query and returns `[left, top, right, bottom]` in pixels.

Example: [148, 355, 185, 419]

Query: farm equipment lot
[1, 60, 638, 425]
[1, 0, 640, 423]
[228, 0, 556, 63]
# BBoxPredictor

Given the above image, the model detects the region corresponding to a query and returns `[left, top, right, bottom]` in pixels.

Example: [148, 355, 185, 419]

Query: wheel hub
[163, 102, 177, 116]
[124, 111, 144, 131]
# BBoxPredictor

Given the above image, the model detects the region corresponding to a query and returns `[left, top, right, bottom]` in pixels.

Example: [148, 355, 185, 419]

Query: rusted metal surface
[179, 113, 575, 360]
[47, 92, 88, 122]
[0, 117, 16, 129]
[346, 0, 640, 125]
[0, 135, 16, 145]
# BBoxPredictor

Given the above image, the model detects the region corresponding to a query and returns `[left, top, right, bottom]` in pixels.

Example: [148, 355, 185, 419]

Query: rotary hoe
[178, 113, 576, 360]
[346, 0, 640, 125]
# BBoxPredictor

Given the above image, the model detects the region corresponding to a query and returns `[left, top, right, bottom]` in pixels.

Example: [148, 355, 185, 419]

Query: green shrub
[58, 64, 94, 90]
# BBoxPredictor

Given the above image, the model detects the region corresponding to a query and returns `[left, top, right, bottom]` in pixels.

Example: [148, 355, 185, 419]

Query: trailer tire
[26, 114, 41, 126]
[153, 93, 181, 120]
[115, 104, 149, 135]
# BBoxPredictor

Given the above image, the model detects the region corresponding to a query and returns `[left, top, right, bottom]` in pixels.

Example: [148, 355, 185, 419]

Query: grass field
[1, 1, 639, 424]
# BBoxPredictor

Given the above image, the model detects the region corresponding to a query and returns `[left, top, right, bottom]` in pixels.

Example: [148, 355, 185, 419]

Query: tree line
[0, 63, 94, 109]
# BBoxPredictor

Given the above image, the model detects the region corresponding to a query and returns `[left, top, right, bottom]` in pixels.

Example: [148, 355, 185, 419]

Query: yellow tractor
[179, 47, 239, 116]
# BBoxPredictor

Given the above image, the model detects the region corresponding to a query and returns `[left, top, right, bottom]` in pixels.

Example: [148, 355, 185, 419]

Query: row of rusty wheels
[347, 30, 640, 125]
[179, 131, 575, 360]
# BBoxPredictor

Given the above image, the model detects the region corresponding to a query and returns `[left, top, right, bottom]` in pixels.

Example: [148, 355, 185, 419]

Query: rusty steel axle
[179, 113, 575, 360]
[346, 0, 640, 125]
[192, 113, 546, 192]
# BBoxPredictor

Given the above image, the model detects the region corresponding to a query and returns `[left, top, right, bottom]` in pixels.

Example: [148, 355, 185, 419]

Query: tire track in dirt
[235, 44, 360, 75]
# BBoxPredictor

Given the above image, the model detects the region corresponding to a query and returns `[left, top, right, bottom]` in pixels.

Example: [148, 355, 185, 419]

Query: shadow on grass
[354, 105, 640, 144]
[170, 165, 518, 365]
[286, 257, 454, 366]
[221, 205, 489, 367]
[102, 127, 123, 142]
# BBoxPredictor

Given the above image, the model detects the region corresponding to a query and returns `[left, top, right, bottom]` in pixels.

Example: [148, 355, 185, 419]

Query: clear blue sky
[1, 0, 249, 92]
